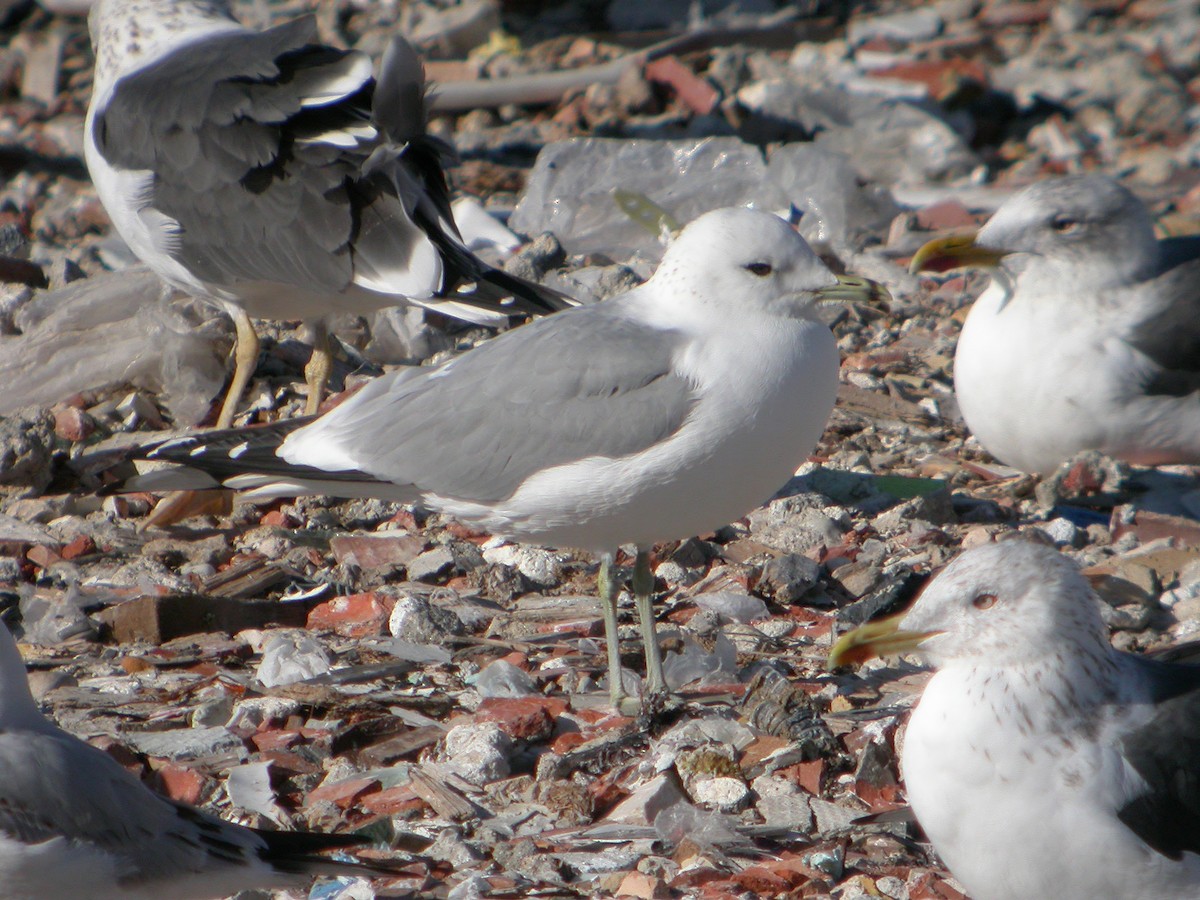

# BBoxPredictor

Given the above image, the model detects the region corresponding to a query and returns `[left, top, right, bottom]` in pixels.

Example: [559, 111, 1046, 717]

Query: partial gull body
[85, 0, 572, 426]
[831, 541, 1200, 900]
[123, 207, 888, 708]
[911, 175, 1200, 474]
[0, 621, 384, 900]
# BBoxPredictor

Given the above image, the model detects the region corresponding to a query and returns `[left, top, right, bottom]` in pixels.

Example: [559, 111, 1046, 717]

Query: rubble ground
[2, 0, 1200, 898]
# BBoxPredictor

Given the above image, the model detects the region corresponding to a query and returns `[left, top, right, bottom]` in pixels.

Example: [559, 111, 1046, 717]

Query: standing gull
[118, 207, 888, 709]
[85, 0, 573, 428]
[0, 621, 389, 899]
[829, 540, 1200, 900]
[909, 175, 1200, 474]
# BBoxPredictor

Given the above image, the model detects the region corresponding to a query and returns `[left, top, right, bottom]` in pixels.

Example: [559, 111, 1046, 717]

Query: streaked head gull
[830, 540, 1200, 900]
[120, 206, 889, 709]
[0, 620, 388, 899]
[910, 174, 1200, 475]
[85, 0, 573, 427]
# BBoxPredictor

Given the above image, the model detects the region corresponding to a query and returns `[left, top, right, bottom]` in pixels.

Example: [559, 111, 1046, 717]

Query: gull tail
[248, 824, 405, 879]
[100, 420, 413, 501]
[370, 34, 578, 320]
[170, 801, 409, 881]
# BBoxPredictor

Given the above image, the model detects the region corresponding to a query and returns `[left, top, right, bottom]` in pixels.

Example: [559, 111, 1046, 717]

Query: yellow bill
[908, 232, 1009, 275]
[827, 611, 940, 670]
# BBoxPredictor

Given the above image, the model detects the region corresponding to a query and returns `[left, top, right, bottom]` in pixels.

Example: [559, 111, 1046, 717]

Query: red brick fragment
[777, 759, 825, 796]
[914, 199, 978, 232]
[668, 867, 728, 890]
[980, 0, 1052, 26]
[644, 55, 719, 114]
[305, 775, 381, 808]
[306, 591, 395, 637]
[550, 731, 589, 754]
[731, 866, 792, 894]
[152, 763, 207, 805]
[329, 533, 425, 569]
[60, 534, 96, 560]
[473, 696, 567, 741]
[738, 735, 791, 771]
[26, 544, 62, 568]
[870, 59, 988, 101]
[53, 405, 94, 442]
[360, 784, 427, 816]
[909, 871, 969, 900]
[259, 509, 299, 528]
[250, 729, 304, 752]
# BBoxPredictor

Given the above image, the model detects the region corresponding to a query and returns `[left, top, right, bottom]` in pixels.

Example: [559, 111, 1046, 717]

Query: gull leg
[217, 306, 259, 429]
[632, 548, 666, 702]
[303, 320, 333, 416]
[144, 303, 249, 529]
[598, 553, 627, 708]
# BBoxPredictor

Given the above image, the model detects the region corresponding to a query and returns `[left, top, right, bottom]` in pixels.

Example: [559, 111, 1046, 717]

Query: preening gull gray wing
[1113, 656, 1200, 860]
[85, 0, 574, 426]
[0, 622, 386, 900]
[830, 540, 1200, 900]
[119, 206, 890, 710]
[1124, 242, 1200, 398]
[910, 174, 1200, 474]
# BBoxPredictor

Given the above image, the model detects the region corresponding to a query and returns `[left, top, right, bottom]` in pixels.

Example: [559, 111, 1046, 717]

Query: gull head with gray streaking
[0, 620, 395, 900]
[830, 539, 1200, 900]
[113, 206, 889, 710]
[910, 175, 1200, 474]
[85, 0, 574, 429]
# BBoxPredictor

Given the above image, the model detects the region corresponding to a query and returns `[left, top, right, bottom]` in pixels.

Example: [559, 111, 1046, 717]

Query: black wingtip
[375, 34, 427, 145]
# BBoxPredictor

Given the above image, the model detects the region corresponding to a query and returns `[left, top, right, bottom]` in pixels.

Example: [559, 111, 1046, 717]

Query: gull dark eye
[972, 593, 998, 610]
[1051, 216, 1081, 234]
[744, 262, 773, 277]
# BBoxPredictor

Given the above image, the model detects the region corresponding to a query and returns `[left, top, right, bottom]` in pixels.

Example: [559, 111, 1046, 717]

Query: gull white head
[977, 176, 1160, 287]
[830, 540, 1111, 671]
[911, 176, 1161, 292]
[650, 207, 886, 319]
[90, 0, 240, 89]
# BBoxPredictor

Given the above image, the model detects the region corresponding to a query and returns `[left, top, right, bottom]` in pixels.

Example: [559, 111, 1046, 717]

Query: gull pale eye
[744, 262, 773, 277]
[972, 593, 998, 610]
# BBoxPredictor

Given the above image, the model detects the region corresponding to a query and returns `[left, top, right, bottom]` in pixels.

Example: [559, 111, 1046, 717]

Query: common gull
[86, 0, 573, 427]
[830, 539, 1200, 900]
[910, 175, 1200, 474]
[0, 620, 389, 899]
[119, 206, 889, 709]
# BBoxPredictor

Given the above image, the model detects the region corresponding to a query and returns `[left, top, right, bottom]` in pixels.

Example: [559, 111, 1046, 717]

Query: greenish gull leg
[633, 547, 666, 701]
[598, 553, 626, 708]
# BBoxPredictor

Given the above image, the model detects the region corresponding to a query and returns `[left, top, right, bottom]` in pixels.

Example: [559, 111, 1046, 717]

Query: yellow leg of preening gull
[303, 321, 332, 416]
[217, 306, 260, 429]
[141, 305, 256, 529]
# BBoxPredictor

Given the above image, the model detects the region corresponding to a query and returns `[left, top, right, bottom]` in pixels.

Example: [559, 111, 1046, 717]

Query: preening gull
[85, 0, 573, 427]
[910, 175, 1200, 474]
[829, 540, 1200, 900]
[119, 207, 889, 709]
[0, 620, 387, 900]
